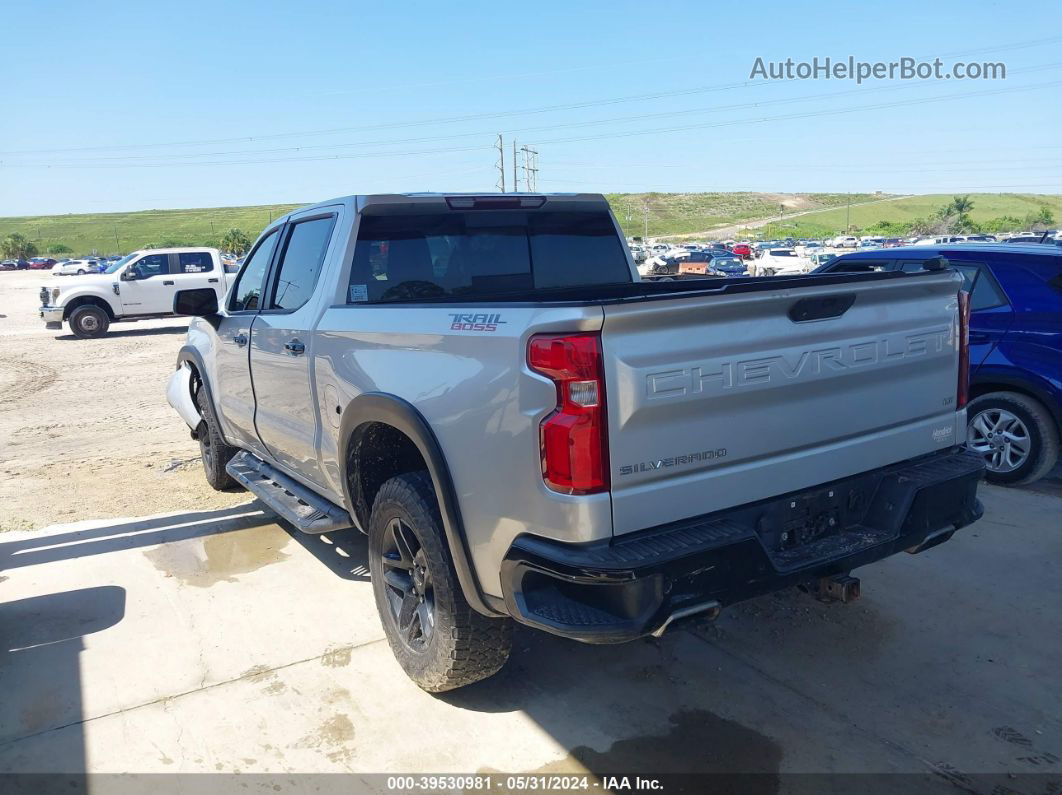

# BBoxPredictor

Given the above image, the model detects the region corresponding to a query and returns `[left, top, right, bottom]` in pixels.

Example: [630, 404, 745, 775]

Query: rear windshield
[348, 210, 631, 303]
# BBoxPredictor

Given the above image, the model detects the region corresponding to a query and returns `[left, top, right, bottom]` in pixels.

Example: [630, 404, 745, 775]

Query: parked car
[166, 191, 983, 692]
[913, 236, 966, 246]
[1003, 233, 1055, 244]
[1, 259, 30, 270]
[40, 248, 230, 337]
[730, 243, 753, 260]
[51, 259, 97, 276]
[831, 235, 859, 248]
[752, 248, 810, 276]
[706, 255, 747, 276]
[807, 252, 839, 269]
[818, 244, 1062, 485]
[28, 257, 58, 270]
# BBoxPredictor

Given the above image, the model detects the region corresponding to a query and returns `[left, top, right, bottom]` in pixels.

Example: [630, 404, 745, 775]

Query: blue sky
[2, 0, 1060, 215]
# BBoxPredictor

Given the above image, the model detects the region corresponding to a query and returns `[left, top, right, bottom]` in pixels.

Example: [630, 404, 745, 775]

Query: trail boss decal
[619, 448, 727, 476]
[449, 313, 507, 332]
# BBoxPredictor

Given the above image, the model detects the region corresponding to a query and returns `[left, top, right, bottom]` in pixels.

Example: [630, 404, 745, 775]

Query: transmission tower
[519, 145, 539, 192]
[494, 134, 506, 192]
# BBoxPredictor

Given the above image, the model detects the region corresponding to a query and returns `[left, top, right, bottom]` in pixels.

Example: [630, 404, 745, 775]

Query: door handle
[233, 334, 248, 347]
[284, 339, 306, 356]
[163, 280, 174, 285]
[208, 278, 219, 283]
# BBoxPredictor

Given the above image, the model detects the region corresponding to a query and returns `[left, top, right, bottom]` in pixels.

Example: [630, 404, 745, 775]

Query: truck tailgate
[601, 272, 965, 535]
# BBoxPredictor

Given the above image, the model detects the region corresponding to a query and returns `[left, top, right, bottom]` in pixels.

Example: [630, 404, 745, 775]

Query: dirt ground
[0, 270, 251, 531]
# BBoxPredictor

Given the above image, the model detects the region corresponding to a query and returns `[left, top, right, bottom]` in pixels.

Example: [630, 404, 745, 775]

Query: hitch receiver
[816, 574, 860, 603]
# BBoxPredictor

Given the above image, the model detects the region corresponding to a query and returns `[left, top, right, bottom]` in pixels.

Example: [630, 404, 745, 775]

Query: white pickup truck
[39, 247, 231, 338]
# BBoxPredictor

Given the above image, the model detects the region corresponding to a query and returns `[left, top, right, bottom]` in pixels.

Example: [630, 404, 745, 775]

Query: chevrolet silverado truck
[40, 247, 229, 338]
[166, 193, 984, 692]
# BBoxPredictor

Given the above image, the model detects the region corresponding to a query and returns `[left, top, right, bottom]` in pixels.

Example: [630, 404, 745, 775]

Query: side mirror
[120, 268, 137, 281]
[173, 288, 219, 317]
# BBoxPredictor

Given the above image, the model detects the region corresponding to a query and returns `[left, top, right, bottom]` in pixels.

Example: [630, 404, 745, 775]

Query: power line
[9, 61, 1062, 170]
[6, 34, 1059, 158]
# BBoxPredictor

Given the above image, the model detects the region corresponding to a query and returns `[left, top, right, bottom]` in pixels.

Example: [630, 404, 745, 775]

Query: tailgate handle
[788, 294, 856, 322]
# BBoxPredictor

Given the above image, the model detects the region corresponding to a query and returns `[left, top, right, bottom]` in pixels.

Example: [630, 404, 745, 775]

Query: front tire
[967, 391, 1060, 486]
[368, 471, 512, 692]
[68, 305, 110, 338]
[76, 269, 86, 275]
[196, 389, 238, 490]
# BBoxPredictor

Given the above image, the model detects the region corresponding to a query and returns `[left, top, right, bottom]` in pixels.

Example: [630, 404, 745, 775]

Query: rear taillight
[528, 333, 609, 495]
[957, 290, 970, 409]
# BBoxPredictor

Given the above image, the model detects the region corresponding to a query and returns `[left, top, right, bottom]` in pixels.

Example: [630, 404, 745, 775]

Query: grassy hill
[606, 192, 882, 238]
[1, 192, 1058, 255]
[757, 193, 1062, 239]
[0, 204, 302, 256]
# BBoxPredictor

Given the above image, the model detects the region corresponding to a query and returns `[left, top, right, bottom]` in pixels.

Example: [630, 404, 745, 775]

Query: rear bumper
[500, 447, 985, 643]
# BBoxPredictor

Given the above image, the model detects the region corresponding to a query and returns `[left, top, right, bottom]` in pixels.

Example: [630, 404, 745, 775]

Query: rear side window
[950, 262, 1008, 310]
[268, 216, 336, 311]
[348, 211, 630, 303]
[178, 252, 214, 273]
[229, 230, 278, 312]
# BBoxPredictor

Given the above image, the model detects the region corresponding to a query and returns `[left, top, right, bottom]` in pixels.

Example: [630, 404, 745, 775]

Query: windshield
[104, 253, 138, 274]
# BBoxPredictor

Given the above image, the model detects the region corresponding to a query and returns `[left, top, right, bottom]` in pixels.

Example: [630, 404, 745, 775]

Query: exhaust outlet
[650, 600, 722, 638]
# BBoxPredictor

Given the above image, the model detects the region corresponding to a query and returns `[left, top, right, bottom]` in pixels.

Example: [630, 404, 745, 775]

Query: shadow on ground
[52, 325, 187, 341]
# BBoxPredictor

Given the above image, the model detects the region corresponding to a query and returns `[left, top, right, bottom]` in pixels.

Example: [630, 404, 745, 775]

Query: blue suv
[819, 244, 1062, 485]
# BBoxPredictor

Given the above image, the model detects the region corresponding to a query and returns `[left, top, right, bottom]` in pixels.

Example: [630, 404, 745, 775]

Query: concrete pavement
[1, 482, 1059, 791]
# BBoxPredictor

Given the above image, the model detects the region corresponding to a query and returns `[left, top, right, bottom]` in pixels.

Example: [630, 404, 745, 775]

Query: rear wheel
[196, 389, 238, 490]
[68, 305, 110, 338]
[76, 269, 86, 275]
[967, 391, 1060, 486]
[368, 471, 512, 692]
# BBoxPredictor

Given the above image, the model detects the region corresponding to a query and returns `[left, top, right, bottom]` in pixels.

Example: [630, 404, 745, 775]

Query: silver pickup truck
[167, 193, 984, 692]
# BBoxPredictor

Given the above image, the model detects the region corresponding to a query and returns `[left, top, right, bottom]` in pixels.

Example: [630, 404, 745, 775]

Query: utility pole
[113, 225, 119, 250]
[642, 199, 650, 238]
[846, 193, 851, 232]
[519, 145, 539, 192]
[494, 134, 506, 192]
[512, 139, 518, 192]
[626, 201, 632, 223]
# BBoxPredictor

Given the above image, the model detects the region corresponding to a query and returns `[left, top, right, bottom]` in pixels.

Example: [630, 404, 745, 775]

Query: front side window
[348, 210, 630, 303]
[178, 252, 214, 273]
[131, 253, 168, 279]
[268, 216, 336, 311]
[229, 230, 279, 312]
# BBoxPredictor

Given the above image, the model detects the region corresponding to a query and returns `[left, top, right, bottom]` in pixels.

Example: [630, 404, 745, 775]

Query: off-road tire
[967, 391, 1060, 486]
[368, 471, 512, 692]
[68, 305, 110, 338]
[196, 388, 238, 490]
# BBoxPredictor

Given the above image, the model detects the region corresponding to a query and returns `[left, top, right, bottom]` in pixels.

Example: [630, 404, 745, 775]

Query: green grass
[0, 204, 302, 256]
[2, 193, 1059, 255]
[767, 193, 1062, 239]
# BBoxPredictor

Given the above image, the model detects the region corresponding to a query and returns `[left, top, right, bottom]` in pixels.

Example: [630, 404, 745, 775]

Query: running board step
[226, 451, 353, 534]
